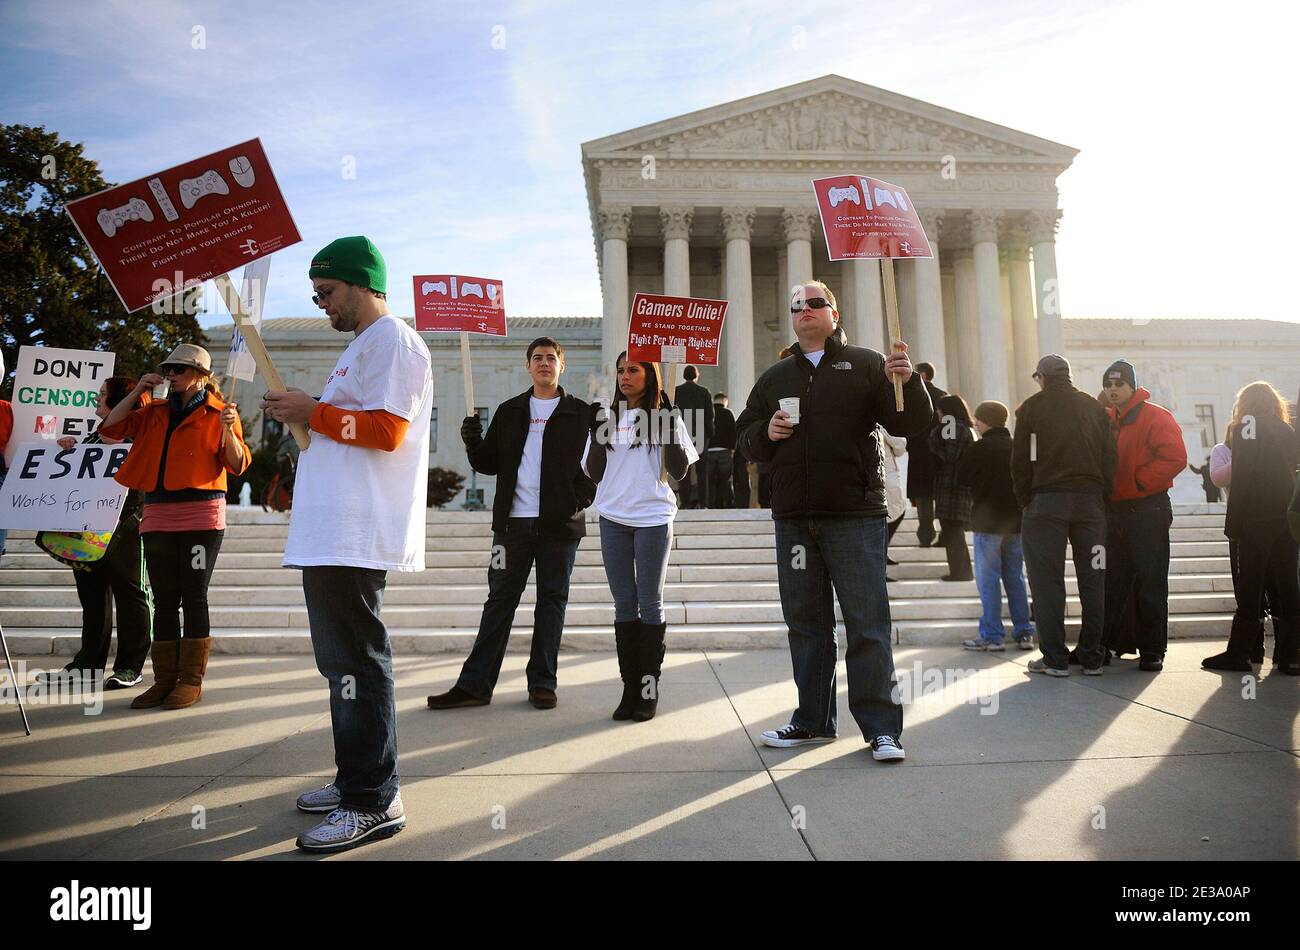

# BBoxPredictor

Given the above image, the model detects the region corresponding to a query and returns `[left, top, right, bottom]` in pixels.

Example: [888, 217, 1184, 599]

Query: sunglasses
[312, 285, 339, 306]
[160, 364, 193, 376]
[1102, 379, 1128, 389]
[790, 297, 831, 314]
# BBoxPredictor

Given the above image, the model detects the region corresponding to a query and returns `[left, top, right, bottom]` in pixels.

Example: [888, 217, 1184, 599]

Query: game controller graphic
[179, 170, 230, 209]
[459, 282, 484, 299]
[148, 178, 179, 222]
[827, 185, 861, 208]
[421, 280, 448, 296]
[228, 155, 255, 188]
[97, 197, 154, 237]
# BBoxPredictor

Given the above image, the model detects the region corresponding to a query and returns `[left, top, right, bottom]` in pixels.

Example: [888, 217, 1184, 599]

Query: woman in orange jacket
[99, 344, 251, 709]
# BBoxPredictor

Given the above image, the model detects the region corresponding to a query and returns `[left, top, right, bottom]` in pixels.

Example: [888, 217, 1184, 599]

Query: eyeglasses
[1102, 380, 1128, 389]
[790, 297, 831, 314]
[161, 364, 191, 376]
[311, 285, 338, 306]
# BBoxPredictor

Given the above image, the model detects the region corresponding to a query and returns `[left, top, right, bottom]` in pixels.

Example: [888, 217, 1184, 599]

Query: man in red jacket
[1101, 359, 1187, 671]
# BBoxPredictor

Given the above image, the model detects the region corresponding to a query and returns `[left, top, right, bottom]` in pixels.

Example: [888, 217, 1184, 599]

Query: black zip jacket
[735, 333, 934, 519]
[464, 387, 596, 540]
[956, 426, 1022, 534]
[1011, 376, 1117, 507]
[709, 405, 737, 451]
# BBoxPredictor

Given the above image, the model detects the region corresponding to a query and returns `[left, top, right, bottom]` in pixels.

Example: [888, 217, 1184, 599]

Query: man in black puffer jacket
[1012, 354, 1116, 677]
[736, 280, 932, 763]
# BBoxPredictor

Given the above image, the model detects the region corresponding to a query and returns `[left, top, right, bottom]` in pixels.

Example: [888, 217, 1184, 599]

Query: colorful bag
[36, 529, 115, 571]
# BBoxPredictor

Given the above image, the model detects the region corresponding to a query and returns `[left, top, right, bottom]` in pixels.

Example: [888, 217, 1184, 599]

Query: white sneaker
[962, 638, 1006, 652]
[1027, 659, 1069, 677]
[296, 794, 405, 852]
[759, 724, 836, 748]
[870, 735, 906, 762]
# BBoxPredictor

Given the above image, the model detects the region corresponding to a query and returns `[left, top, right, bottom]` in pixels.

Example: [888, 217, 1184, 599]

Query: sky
[3, 0, 1298, 328]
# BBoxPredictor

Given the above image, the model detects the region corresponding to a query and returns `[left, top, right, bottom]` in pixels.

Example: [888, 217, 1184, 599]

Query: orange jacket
[100, 390, 251, 492]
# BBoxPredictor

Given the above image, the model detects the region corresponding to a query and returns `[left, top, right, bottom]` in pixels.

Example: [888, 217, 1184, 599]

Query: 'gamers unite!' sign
[412, 275, 507, 335]
[626, 293, 729, 365]
[65, 139, 301, 313]
[812, 175, 933, 261]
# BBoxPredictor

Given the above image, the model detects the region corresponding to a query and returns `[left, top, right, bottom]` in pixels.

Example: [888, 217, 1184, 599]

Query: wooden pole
[660, 362, 677, 482]
[879, 258, 905, 411]
[460, 331, 475, 414]
[213, 274, 310, 450]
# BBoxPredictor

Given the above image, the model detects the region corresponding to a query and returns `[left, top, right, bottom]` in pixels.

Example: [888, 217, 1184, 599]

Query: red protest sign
[65, 139, 300, 313]
[812, 175, 933, 261]
[412, 275, 506, 335]
[626, 293, 728, 365]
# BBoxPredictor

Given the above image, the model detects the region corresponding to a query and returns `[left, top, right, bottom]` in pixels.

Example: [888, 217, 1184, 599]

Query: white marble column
[970, 210, 1010, 406]
[599, 204, 632, 374]
[659, 205, 693, 297]
[941, 268, 959, 392]
[848, 259, 885, 351]
[1006, 231, 1038, 404]
[781, 207, 816, 295]
[1000, 250, 1016, 402]
[722, 206, 757, 405]
[913, 210, 948, 384]
[952, 247, 980, 399]
[1030, 209, 1064, 358]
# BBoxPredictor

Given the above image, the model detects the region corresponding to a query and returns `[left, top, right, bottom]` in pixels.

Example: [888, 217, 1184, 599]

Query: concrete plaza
[1, 642, 1296, 861]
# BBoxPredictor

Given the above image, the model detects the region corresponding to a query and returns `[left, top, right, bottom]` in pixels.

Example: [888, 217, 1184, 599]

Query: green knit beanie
[308, 236, 387, 294]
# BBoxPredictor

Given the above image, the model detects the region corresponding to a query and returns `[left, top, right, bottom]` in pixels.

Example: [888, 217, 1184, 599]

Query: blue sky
[3, 0, 1297, 327]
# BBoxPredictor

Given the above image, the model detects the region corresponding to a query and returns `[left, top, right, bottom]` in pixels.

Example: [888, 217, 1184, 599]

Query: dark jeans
[886, 513, 904, 545]
[142, 529, 223, 640]
[704, 449, 734, 508]
[599, 517, 672, 625]
[679, 462, 702, 508]
[69, 529, 153, 673]
[303, 566, 398, 812]
[732, 450, 751, 508]
[939, 519, 972, 579]
[774, 516, 901, 740]
[914, 495, 937, 546]
[1229, 527, 1300, 658]
[1022, 491, 1107, 670]
[1103, 493, 1172, 657]
[456, 518, 580, 699]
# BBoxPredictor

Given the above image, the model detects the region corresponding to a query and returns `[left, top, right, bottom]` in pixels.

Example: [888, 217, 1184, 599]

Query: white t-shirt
[510, 394, 560, 518]
[804, 349, 825, 367]
[284, 315, 434, 572]
[582, 411, 700, 528]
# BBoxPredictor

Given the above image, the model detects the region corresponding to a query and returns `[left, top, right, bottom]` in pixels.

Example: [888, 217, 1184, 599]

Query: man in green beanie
[262, 235, 434, 852]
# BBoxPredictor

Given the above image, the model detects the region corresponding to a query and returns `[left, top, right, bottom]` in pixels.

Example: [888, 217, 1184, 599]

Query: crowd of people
[8, 239, 1299, 854]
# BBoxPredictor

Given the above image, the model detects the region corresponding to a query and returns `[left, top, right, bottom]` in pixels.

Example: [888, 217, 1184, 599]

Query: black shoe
[940, 574, 971, 582]
[528, 687, 557, 709]
[631, 621, 666, 722]
[886, 556, 899, 566]
[426, 686, 489, 709]
[1201, 651, 1252, 672]
[1138, 655, 1164, 672]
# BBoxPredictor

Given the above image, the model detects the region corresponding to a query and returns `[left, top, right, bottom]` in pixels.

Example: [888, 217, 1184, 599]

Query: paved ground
[1, 643, 1296, 861]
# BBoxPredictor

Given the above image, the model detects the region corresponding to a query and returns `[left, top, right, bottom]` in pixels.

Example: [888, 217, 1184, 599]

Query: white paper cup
[152, 379, 171, 400]
[779, 396, 800, 425]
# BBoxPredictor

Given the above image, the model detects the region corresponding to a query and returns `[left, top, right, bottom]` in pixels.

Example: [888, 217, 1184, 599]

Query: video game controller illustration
[228, 155, 256, 188]
[148, 178, 179, 222]
[421, 280, 448, 296]
[97, 197, 154, 237]
[459, 282, 484, 298]
[179, 170, 230, 209]
[827, 185, 861, 208]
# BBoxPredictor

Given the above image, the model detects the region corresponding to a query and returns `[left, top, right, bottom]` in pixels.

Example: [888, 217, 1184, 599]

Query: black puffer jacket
[1011, 375, 1117, 507]
[956, 426, 1022, 534]
[736, 332, 934, 520]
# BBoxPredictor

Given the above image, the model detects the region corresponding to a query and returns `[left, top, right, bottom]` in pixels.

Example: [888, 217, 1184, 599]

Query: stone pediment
[582, 75, 1077, 163]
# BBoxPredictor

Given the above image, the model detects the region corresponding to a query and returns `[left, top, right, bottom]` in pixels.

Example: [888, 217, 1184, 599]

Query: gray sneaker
[1027, 659, 1069, 677]
[295, 782, 342, 814]
[296, 794, 405, 852]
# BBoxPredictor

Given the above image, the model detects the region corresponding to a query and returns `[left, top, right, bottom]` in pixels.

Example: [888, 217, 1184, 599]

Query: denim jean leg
[775, 519, 838, 736]
[1021, 495, 1071, 669]
[526, 531, 579, 691]
[600, 517, 641, 623]
[820, 517, 902, 740]
[632, 522, 672, 625]
[458, 522, 537, 699]
[973, 533, 1006, 643]
[1070, 493, 1108, 667]
[1001, 533, 1034, 637]
[302, 566, 398, 812]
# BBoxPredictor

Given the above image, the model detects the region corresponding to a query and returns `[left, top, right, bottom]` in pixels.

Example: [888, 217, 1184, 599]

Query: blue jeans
[302, 566, 398, 812]
[973, 532, 1034, 644]
[457, 518, 580, 698]
[599, 517, 672, 624]
[774, 516, 902, 740]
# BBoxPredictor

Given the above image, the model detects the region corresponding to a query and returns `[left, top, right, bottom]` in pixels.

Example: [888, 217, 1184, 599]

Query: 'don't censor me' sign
[5, 346, 116, 468]
[626, 293, 729, 365]
[812, 174, 933, 261]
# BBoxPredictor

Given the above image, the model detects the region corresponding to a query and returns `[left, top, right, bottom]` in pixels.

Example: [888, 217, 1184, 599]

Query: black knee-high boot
[612, 620, 641, 720]
[632, 621, 667, 722]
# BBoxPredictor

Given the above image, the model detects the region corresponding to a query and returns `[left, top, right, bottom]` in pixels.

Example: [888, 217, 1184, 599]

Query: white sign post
[0, 442, 132, 532]
[6, 347, 115, 468]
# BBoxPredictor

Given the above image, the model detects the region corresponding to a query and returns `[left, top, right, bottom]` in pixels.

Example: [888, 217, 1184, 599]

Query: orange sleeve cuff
[309, 403, 411, 451]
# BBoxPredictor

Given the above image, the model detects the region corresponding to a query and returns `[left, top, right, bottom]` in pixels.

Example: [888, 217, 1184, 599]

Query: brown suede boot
[163, 638, 212, 709]
[131, 641, 181, 709]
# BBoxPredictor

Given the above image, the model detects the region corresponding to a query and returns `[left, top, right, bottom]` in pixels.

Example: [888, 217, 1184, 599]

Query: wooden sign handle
[660, 362, 677, 482]
[460, 331, 475, 415]
[879, 259, 905, 412]
[213, 274, 311, 450]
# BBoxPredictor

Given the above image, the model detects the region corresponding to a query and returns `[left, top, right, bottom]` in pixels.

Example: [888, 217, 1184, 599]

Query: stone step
[3, 612, 1237, 657]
